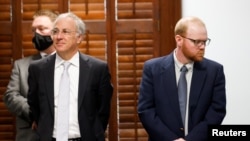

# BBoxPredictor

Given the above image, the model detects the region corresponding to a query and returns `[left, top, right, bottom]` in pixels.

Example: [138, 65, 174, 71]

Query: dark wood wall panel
[0, 0, 15, 140]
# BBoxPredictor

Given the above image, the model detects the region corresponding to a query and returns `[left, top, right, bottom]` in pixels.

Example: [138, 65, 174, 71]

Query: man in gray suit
[3, 9, 58, 141]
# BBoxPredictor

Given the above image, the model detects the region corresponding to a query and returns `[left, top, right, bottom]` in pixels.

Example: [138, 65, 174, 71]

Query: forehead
[32, 16, 52, 27]
[186, 23, 207, 38]
[54, 17, 76, 30]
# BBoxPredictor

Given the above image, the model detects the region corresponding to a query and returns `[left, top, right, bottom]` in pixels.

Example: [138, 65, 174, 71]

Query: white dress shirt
[53, 52, 81, 138]
[174, 50, 193, 135]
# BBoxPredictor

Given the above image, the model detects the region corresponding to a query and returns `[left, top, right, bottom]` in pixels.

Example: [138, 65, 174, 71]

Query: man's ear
[77, 34, 84, 44]
[175, 35, 183, 46]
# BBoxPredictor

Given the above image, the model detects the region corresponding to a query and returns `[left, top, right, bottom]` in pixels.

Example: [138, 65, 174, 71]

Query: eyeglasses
[51, 29, 78, 36]
[180, 35, 211, 47]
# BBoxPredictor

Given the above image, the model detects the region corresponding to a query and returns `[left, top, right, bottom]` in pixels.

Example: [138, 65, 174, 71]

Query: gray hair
[54, 12, 86, 35]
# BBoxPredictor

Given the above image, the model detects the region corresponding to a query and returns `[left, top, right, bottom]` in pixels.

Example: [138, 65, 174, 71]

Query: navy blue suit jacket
[138, 52, 226, 141]
[28, 52, 113, 141]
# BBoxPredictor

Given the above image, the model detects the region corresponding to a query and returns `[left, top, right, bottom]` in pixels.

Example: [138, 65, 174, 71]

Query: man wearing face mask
[3, 9, 58, 141]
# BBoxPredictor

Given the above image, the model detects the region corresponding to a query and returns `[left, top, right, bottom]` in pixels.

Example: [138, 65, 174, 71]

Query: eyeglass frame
[51, 28, 79, 36]
[180, 35, 211, 47]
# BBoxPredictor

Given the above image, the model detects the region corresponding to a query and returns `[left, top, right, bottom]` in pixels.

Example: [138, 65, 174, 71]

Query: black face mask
[32, 32, 53, 51]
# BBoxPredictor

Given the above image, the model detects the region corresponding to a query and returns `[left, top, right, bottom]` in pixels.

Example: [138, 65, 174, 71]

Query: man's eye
[63, 30, 70, 34]
[195, 40, 202, 44]
[52, 30, 58, 34]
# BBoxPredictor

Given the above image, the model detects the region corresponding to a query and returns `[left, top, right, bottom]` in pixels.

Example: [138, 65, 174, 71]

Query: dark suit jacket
[28, 52, 113, 141]
[3, 54, 41, 141]
[138, 52, 226, 141]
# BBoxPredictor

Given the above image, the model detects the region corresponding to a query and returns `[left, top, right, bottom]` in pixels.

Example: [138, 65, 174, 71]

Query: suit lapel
[160, 53, 208, 122]
[161, 53, 181, 117]
[43, 55, 56, 116]
[78, 54, 90, 111]
[189, 62, 207, 113]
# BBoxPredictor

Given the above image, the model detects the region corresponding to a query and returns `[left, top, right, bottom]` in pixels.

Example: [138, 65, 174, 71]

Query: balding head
[174, 16, 207, 36]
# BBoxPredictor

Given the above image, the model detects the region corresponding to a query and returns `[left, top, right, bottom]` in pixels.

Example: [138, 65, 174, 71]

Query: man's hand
[31, 121, 37, 130]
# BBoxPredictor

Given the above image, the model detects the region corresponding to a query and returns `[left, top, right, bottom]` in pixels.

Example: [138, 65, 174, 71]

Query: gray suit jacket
[3, 54, 41, 141]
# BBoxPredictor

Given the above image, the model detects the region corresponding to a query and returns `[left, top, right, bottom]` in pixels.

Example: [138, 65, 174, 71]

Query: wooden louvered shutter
[0, 1, 16, 140]
[70, 0, 108, 60]
[116, 0, 154, 140]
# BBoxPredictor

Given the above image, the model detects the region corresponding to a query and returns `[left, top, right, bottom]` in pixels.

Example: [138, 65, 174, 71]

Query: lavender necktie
[178, 65, 188, 125]
[56, 62, 71, 140]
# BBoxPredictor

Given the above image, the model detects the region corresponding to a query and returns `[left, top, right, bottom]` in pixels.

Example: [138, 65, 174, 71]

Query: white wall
[182, 0, 250, 124]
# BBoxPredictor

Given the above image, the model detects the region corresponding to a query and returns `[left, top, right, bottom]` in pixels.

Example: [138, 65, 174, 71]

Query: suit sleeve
[27, 63, 40, 123]
[185, 65, 226, 140]
[138, 62, 180, 140]
[97, 64, 113, 130]
[3, 60, 31, 122]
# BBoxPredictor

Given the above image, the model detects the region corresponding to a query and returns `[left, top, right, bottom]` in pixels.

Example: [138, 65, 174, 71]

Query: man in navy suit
[138, 16, 226, 141]
[27, 12, 113, 141]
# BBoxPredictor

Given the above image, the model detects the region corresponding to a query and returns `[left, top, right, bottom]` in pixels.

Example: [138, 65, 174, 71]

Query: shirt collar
[173, 49, 193, 72]
[40, 51, 56, 58]
[55, 52, 79, 68]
